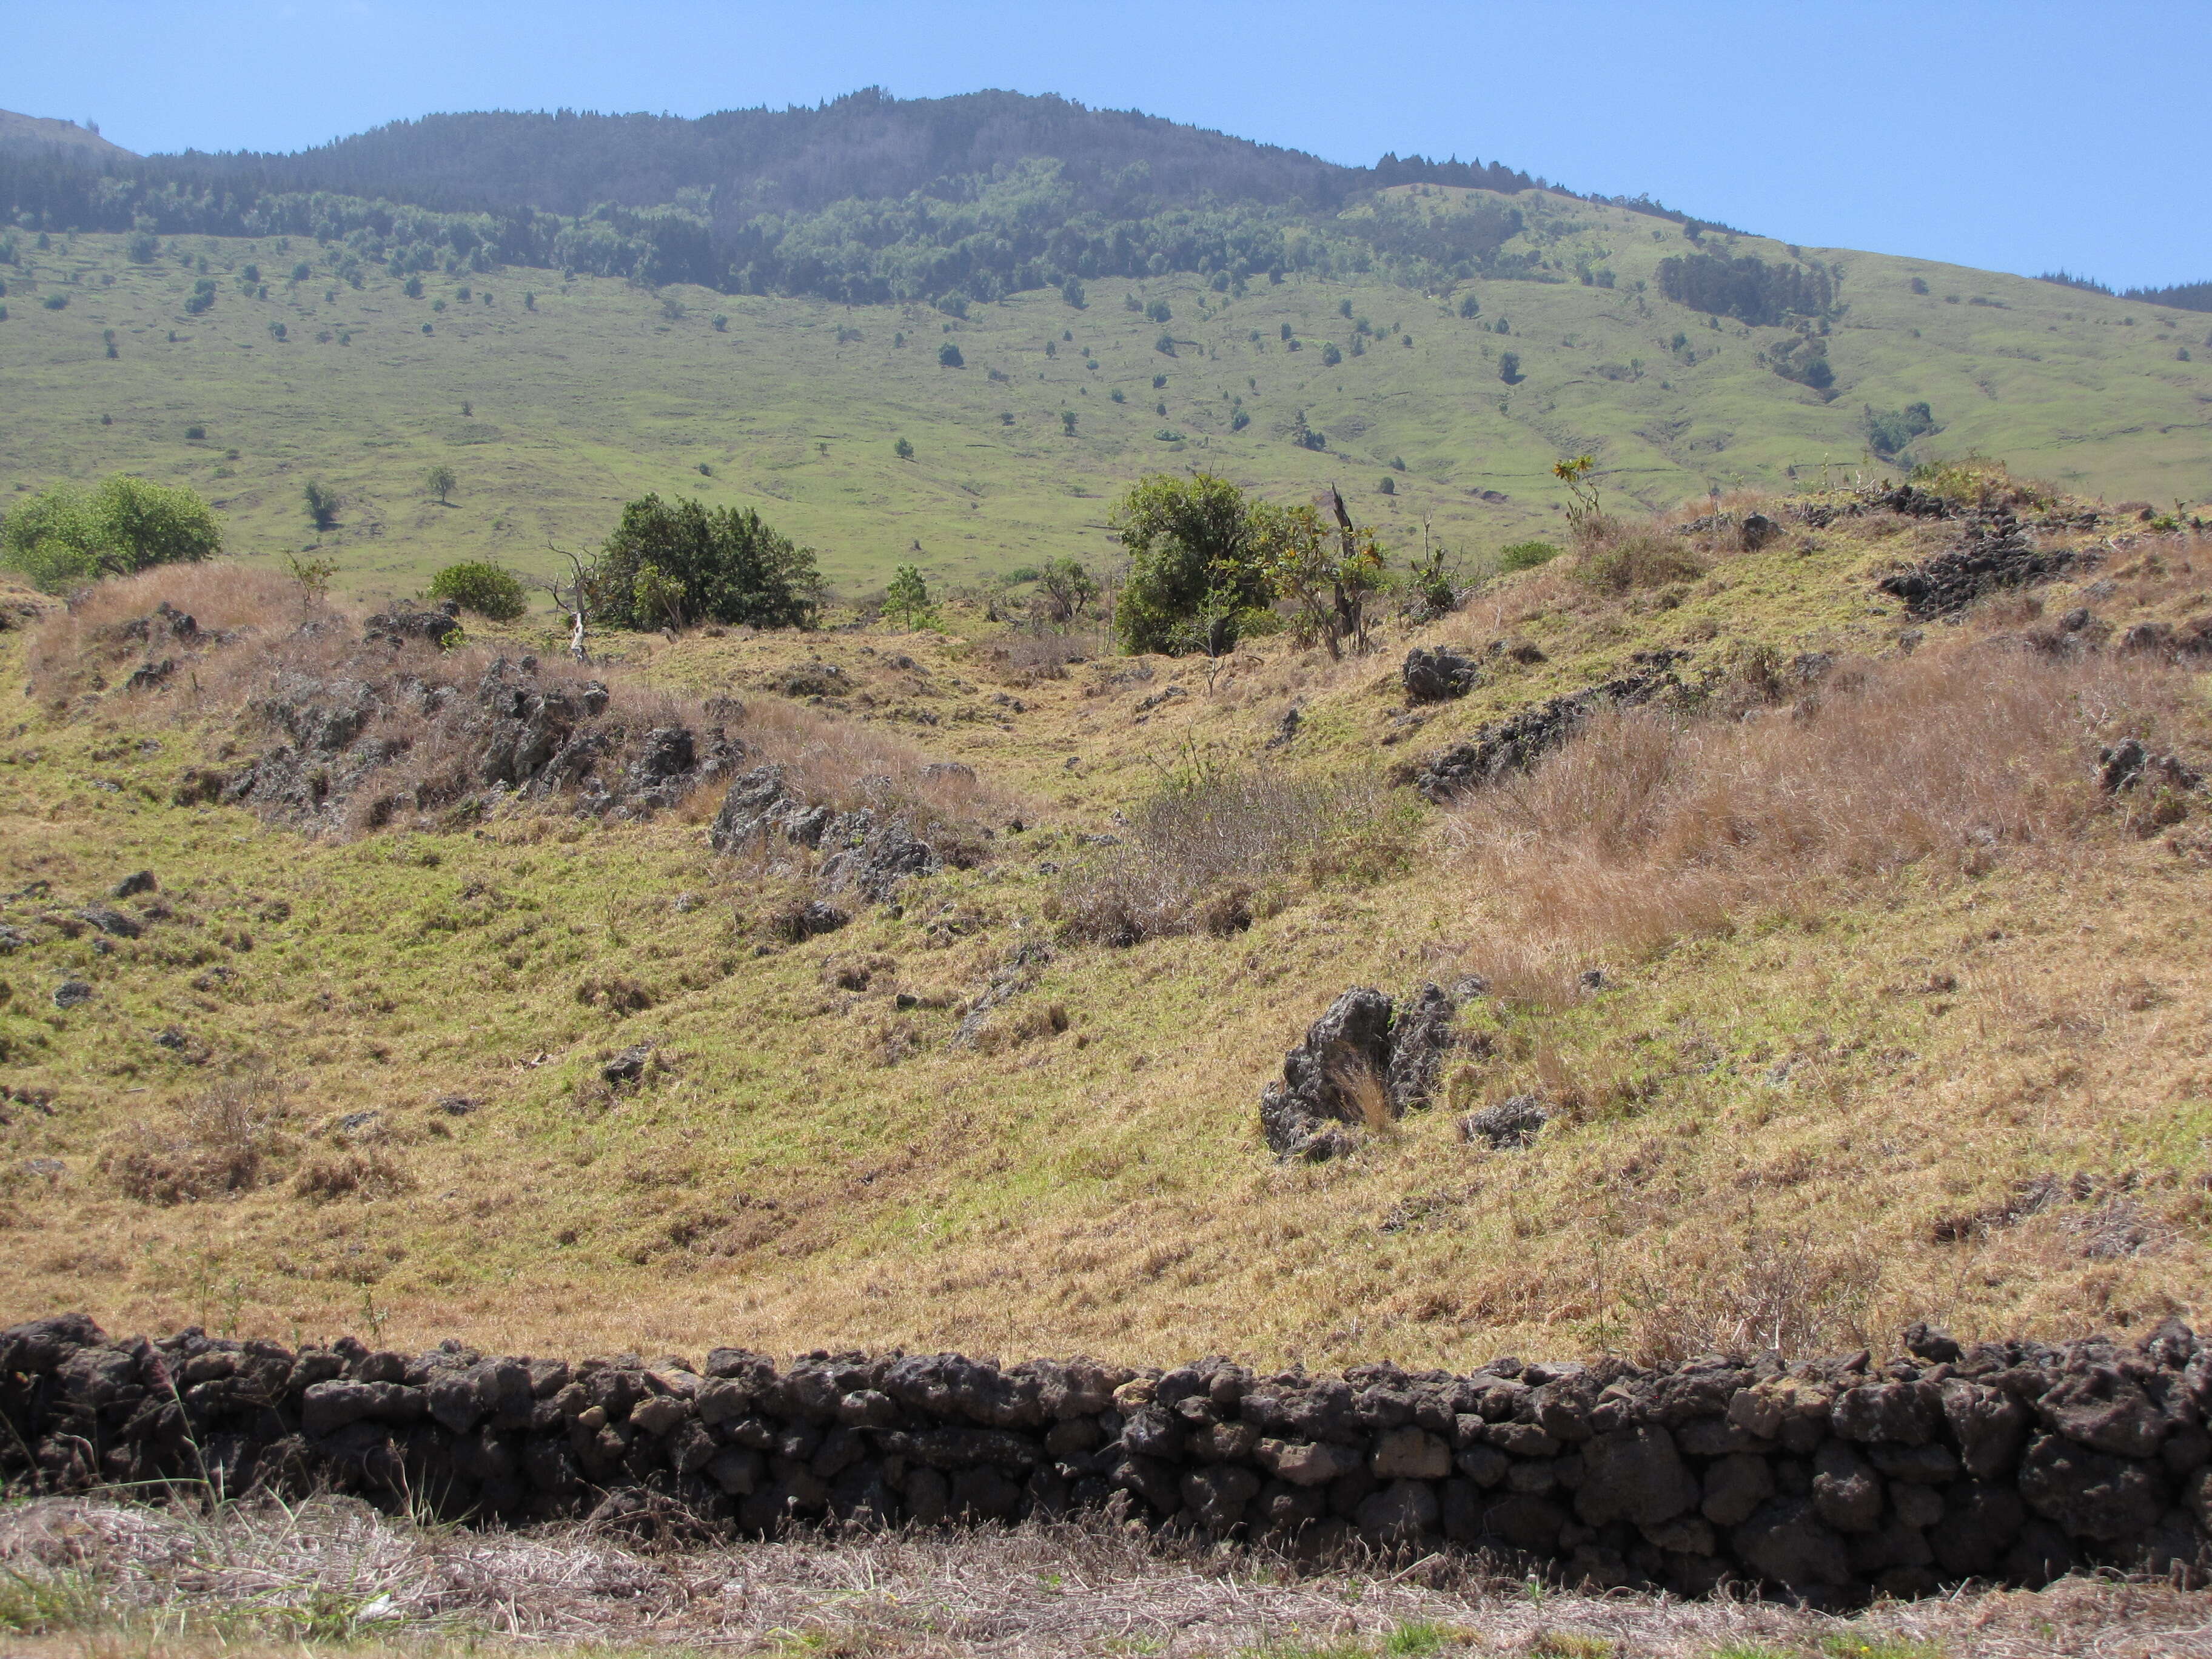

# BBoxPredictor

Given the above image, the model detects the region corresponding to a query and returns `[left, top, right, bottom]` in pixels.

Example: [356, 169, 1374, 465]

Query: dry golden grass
[1446, 645, 2207, 1002]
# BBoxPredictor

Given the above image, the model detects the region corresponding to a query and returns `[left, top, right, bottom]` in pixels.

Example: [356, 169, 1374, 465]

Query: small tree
[1321, 342, 1342, 366]
[1061, 410, 1078, 435]
[938, 341, 964, 367]
[1253, 489, 1384, 660]
[423, 463, 458, 504]
[427, 561, 526, 622]
[885, 563, 930, 629]
[1035, 557, 1098, 626]
[1061, 277, 1087, 309]
[893, 436, 914, 460]
[1498, 351, 1522, 383]
[1108, 471, 1274, 655]
[1458, 293, 1481, 318]
[303, 480, 340, 532]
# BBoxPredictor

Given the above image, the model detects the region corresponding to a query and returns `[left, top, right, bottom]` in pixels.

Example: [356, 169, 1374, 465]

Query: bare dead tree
[529, 541, 594, 665]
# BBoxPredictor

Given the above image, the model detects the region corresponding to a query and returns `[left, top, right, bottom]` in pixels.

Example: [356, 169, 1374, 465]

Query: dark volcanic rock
[1402, 646, 1480, 704]
[1403, 651, 1693, 803]
[1259, 984, 1460, 1158]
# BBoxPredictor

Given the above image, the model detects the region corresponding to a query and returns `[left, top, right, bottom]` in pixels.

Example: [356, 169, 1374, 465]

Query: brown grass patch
[291, 1150, 413, 1202]
[1448, 645, 2204, 993]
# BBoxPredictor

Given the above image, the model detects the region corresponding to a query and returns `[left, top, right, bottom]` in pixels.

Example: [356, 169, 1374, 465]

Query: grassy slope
[4, 191, 2210, 602]
[1, 480, 2208, 1370]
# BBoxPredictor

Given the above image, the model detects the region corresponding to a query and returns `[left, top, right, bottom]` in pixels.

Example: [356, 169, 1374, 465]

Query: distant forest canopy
[2035, 269, 2212, 314]
[1656, 251, 1837, 327]
[0, 88, 1712, 306]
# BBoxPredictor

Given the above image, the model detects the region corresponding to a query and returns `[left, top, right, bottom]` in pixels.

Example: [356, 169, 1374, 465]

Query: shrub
[1498, 540, 1560, 572]
[184, 423, 206, 441]
[1865, 401, 1940, 458]
[1, 475, 222, 592]
[126, 230, 159, 263]
[41, 293, 67, 310]
[1459, 293, 1481, 317]
[591, 494, 823, 631]
[1498, 351, 1521, 383]
[1108, 472, 1275, 655]
[1053, 762, 1409, 945]
[1322, 342, 1343, 366]
[937, 341, 964, 367]
[427, 561, 528, 622]
[893, 436, 914, 460]
[1573, 529, 1704, 595]
[100, 1076, 286, 1205]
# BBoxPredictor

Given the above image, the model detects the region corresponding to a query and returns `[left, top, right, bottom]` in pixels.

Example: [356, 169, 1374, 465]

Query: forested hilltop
[0, 89, 1665, 305]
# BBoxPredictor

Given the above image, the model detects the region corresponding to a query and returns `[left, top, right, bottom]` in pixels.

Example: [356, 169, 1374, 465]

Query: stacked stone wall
[5, 1314, 2208, 1601]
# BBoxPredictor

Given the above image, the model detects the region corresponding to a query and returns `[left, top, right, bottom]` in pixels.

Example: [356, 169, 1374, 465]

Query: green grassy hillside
[5, 190, 2210, 602]
[1, 468, 2207, 1368]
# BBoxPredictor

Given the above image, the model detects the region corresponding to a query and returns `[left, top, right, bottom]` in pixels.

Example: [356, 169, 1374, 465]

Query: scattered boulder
[602, 1045, 653, 1085]
[710, 766, 943, 906]
[1460, 1094, 1549, 1150]
[52, 980, 93, 1009]
[2097, 738, 2202, 795]
[1259, 985, 1460, 1159]
[363, 609, 462, 649]
[75, 905, 143, 939]
[1401, 646, 1480, 704]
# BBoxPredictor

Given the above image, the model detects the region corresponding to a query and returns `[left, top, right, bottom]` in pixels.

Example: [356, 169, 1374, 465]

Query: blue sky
[10, 1, 2207, 290]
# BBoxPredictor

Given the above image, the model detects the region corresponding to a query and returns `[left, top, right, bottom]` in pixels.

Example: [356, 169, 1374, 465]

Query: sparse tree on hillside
[886, 563, 930, 629]
[424, 463, 457, 504]
[1035, 556, 1098, 627]
[1108, 471, 1275, 656]
[938, 341, 964, 367]
[427, 561, 526, 622]
[303, 480, 340, 532]
[591, 494, 823, 632]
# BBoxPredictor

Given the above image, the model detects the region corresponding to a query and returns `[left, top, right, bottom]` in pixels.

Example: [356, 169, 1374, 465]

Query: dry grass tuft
[291, 1150, 413, 1203]
[1050, 764, 1408, 946]
[96, 1074, 290, 1205]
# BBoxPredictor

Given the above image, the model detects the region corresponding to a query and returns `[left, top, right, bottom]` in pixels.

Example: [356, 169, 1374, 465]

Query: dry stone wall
[5, 1313, 2209, 1604]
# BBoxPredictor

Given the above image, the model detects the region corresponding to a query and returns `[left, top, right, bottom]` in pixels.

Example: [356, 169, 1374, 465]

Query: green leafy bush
[1108, 472, 1275, 655]
[1, 475, 222, 591]
[591, 494, 823, 631]
[427, 561, 527, 622]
